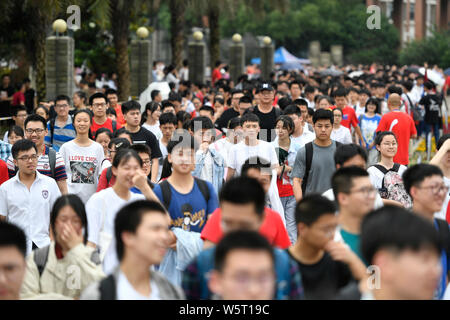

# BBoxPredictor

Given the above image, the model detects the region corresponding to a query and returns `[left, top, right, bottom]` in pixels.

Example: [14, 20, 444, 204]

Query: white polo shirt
[0, 171, 61, 254]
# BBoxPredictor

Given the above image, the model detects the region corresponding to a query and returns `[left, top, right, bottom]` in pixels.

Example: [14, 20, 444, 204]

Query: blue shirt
[359, 114, 381, 149]
[44, 118, 76, 152]
[153, 179, 219, 233]
[434, 219, 450, 300]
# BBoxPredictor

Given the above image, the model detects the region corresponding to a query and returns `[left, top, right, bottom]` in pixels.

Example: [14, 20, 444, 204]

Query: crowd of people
[1, 62, 450, 301]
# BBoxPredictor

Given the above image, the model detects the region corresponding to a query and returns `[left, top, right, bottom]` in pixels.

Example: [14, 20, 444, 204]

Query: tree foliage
[398, 30, 450, 68]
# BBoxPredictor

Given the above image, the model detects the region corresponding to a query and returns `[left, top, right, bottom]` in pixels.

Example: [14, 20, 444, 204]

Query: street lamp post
[130, 27, 153, 98]
[45, 19, 74, 100]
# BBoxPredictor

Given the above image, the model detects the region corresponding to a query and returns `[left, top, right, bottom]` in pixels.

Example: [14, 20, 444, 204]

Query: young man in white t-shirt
[0, 139, 61, 254]
[282, 105, 315, 148]
[81, 200, 184, 300]
[226, 113, 279, 179]
[226, 113, 284, 218]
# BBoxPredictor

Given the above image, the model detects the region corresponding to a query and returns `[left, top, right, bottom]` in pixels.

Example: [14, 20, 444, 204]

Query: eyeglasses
[25, 128, 45, 135]
[350, 186, 377, 196]
[142, 159, 151, 166]
[419, 184, 449, 195]
[17, 154, 38, 162]
[92, 103, 107, 108]
[108, 149, 116, 154]
[224, 272, 276, 290]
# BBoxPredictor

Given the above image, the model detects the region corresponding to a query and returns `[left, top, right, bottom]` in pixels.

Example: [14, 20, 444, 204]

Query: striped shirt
[7, 145, 67, 181]
[44, 117, 76, 152]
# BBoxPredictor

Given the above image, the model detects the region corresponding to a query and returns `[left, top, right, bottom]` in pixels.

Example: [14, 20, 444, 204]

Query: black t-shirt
[287, 250, 355, 300]
[419, 94, 442, 124]
[216, 108, 240, 131]
[0, 85, 14, 117]
[24, 88, 35, 113]
[252, 105, 279, 142]
[130, 127, 162, 159]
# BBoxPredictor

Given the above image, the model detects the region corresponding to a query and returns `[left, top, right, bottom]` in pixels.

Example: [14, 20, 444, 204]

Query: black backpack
[159, 177, 210, 212]
[301, 141, 342, 194]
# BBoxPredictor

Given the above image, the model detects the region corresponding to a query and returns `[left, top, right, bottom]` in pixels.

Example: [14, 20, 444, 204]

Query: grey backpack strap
[48, 148, 57, 179]
[33, 245, 50, 277]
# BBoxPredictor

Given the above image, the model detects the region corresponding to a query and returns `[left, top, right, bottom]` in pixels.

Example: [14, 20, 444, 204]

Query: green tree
[399, 30, 450, 68]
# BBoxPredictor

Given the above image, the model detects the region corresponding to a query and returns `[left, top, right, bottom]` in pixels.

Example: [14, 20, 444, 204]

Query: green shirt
[340, 228, 364, 263]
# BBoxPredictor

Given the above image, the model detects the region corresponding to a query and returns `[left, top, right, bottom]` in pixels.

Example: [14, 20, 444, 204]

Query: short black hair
[12, 106, 27, 117]
[106, 108, 117, 117]
[50, 194, 89, 244]
[402, 164, 443, 196]
[293, 98, 308, 107]
[89, 92, 108, 106]
[295, 194, 337, 226]
[151, 89, 161, 100]
[437, 134, 450, 150]
[199, 106, 214, 116]
[161, 101, 175, 111]
[283, 104, 302, 118]
[332, 87, 348, 98]
[304, 85, 315, 94]
[307, 107, 314, 117]
[167, 131, 198, 154]
[360, 205, 442, 265]
[121, 100, 141, 115]
[226, 117, 241, 130]
[24, 114, 47, 130]
[214, 230, 274, 272]
[115, 200, 167, 261]
[159, 112, 178, 126]
[239, 95, 253, 104]
[332, 166, 369, 200]
[130, 143, 151, 158]
[241, 112, 260, 126]
[334, 144, 368, 167]
[105, 88, 118, 97]
[190, 116, 214, 132]
[176, 111, 191, 124]
[168, 91, 182, 103]
[313, 109, 334, 125]
[0, 221, 27, 258]
[54, 94, 71, 105]
[241, 156, 272, 178]
[12, 139, 37, 159]
[219, 176, 266, 216]
[402, 80, 413, 92]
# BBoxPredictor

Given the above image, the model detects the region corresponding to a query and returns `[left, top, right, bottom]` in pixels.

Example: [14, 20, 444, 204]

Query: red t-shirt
[0, 159, 8, 185]
[96, 167, 116, 192]
[376, 111, 417, 165]
[331, 106, 358, 129]
[113, 104, 126, 126]
[200, 207, 291, 249]
[11, 91, 25, 106]
[90, 117, 122, 138]
[276, 174, 294, 198]
[212, 68, 222, 85]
